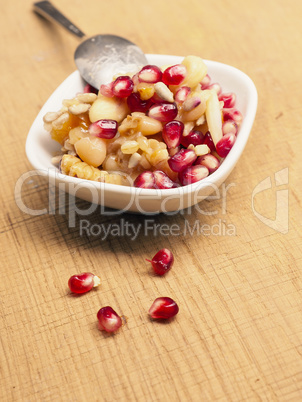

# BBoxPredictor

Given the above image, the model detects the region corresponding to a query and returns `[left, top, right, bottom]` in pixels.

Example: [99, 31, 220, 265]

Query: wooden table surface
[1, 0, 302, 401]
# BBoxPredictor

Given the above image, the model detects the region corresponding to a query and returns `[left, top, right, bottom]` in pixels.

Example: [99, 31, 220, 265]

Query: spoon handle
[33, 1, 85, 38]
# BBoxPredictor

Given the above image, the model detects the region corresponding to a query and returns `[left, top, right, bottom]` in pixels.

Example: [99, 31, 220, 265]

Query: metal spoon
[33, 1, 148, 88]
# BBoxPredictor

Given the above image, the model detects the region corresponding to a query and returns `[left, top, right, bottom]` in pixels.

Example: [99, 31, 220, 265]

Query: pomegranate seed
[175, 86, 191, 103]
[200, 74, 211, 89]
[162, 64, 187, 86]
[218, 92, 236, 108]
[216, 132, 236, 157]
[148, 102, 178, 122]
[83, 83, 98, 94]
[181, 129, 204, 148]
[162, 120, 184, 148]
[138, 65, 162, 83]
[168, 148, 197, 172]
[208, 83, 222, 95]
[222, 108, 243, 125]
[127, 93, 151, 113]
[146, 248, 174, 275]
[97, 306, 122, 333]
[68, 272, 100, 294]
[153, 171, 176, 189]
[112, 76, 134, 98]
[179, 165, 209, 186]
[222, 120, 238, 136]
[99, 82, 114, 97]
[195, 154, 220, 173]
[149, 297, 179, 320]
[134, 171, 155, 188]
[182, 96, 201, 112]
[202, 131, 215, 152]
[89, 119, 118, 139]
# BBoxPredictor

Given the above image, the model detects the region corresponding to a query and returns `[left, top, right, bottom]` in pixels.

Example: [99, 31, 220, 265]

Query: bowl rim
[25, 54, 258, 198]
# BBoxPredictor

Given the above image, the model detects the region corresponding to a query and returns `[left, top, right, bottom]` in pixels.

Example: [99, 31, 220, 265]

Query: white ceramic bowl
[26, 54, 257, 214]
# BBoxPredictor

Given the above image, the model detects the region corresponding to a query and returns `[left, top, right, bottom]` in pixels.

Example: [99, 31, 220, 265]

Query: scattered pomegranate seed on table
[146, 248, 174, 276]
[149, 297, 179, 320]
[68, 272, 101, 294]
[97, 306, 123, 333]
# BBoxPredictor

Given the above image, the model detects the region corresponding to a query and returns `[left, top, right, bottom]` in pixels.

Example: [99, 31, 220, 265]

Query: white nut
[154, 82, 174, 103]
[43, 111, 60, 123]
[128, 152, 142, 168]
[195, 144, 210, 156]
[52, 112, 70, 129]
[76, 93, 98, 103]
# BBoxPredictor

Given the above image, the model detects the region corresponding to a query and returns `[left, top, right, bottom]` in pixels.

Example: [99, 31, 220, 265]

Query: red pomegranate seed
[181, 129, 204, 148]
[175, 86, 191, 103]
[97, 306, 122, 333]
[112, 76, 134, 98]
[182, 96, 201, 112]
[153, 170, 176, 189]
[68, 272, 100, 294]
[222, 108, 243, 125]
[99, 82, 114, 97]
[218, 92, 236, 108]
[168, 148, 197, 172]
[200, 74, 211, 89]
[148, 102, 178, 122]
[195, 154, 220, 173]
[127, 93, 151, 113]
[134, 171, 155, 189]
[222, 120, 238, 136]
[202, 131, 215, 152]
[127, 92, 151, 113]
[149, 297, 179, 320]
[179, 165, 209, 186]
[138, 65, 162, 83]
[162, 64, 187, 86]
[162, 120, 184, 148]
[146, 248, 174, 275]
[89, 119, 118, 139]
[83, 83, 98, 94]
[208, 83, 222, 95]
[216, 132, 236, 157]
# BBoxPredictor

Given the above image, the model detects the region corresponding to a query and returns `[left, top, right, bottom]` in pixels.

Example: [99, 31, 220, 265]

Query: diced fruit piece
[137, 82, 155, 100]
[222, 120, 238, 136]
[162, 120, 184, 148]
[222, 108, 243, 125]
[51, 113, 83, 145]
[181, 129, 204, 148]
[134, 171, 155, 188]
[146, 248, 174, 275]
[127, 93, 151, 113]
[112, 76, 134, 98]
[162, 64, 187, 86]
[68, 272, 100, 294]
[175, 86, 191, 103]
[218, 92, 236, 108]
[205, 91, 223, 145]
[74, 136, 107, 167]
[153, 170, 176, 189]
[176, 55, 207, 89]
[148, 102, 178, 122]
[138, 65, 162, 83]
[149, 297, 179, 319]
[179, 165, 209, 186]
[195, 154, 220, 173]
[216, 132, 236, 157]
[168, 148, 197, 172]
[88, 119, 118, 139]
[97, 306, 122, 333]
[89, 96, 129, 123]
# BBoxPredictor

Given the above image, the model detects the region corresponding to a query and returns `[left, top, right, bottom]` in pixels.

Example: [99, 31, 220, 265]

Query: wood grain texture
[1, 0, 302, 400]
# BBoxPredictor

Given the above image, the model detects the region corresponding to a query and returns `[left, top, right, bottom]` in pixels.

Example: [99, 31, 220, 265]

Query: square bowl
[25, 54, 258, 214]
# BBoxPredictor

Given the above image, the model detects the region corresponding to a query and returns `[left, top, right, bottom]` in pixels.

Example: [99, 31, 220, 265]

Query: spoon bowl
[34, 1, 148, 88]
